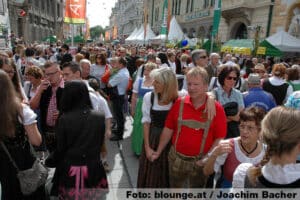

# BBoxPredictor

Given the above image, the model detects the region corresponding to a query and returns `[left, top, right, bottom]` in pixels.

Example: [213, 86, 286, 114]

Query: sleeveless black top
[244, 173, 300, 188]
[262, 79, 288, 105]
[150, 92, 170, 128]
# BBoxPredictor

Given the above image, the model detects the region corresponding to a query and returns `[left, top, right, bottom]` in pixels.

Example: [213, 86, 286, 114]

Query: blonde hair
[248, 106, 300, 185]
[180, 54, 189, 62]
[75, 53, 84, 63]
[150, 67, 178, 104]
[144, 62, 157, 71]
[186, 67, 209, 85]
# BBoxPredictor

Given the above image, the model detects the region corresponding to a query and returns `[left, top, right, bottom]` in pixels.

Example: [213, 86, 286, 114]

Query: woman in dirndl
[131, 62, 157, 156]
[137, 67, 179, 188]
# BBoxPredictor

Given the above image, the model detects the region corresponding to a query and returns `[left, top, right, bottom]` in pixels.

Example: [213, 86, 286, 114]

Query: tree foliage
[90, 25, 105, 40]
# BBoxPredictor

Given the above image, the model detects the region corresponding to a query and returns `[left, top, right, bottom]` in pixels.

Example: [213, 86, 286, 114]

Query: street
[105, 116, 139, 199]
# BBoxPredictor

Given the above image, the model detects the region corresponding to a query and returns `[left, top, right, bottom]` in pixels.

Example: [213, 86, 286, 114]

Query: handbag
[101, 64, 110, 84]
[223, 102, 239, 116]
[0, 142, 48, 195]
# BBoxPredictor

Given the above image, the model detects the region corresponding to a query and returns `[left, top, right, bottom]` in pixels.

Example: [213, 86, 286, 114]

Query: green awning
[221, 39, 282, 57]
[65, 35, 85, 43]
[42, 35, 57, 43]
[202, 39, 220, 52]
[258, 40, 282, 57]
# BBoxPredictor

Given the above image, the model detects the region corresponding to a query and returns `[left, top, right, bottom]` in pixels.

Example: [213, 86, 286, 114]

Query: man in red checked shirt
[151, 67, 227, 188]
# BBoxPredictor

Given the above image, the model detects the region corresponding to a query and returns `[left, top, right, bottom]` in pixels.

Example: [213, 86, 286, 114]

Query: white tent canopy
[125, 27, 138, 42]
[134, 24, 156, 43]
[266, 30, 300, 52]
[168, 16, 185, 42]
[126, 25, 144, 43]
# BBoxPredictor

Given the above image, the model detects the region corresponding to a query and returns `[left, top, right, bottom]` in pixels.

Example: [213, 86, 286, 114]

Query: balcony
[221, 0, 271, 23]
[180, 9, 212, 23]
[222, 0, 271, 10]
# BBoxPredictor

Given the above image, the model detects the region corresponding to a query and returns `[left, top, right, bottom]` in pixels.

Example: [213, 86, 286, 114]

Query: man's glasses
[226, 76, 237, 81]
[45, 70, 58, 77]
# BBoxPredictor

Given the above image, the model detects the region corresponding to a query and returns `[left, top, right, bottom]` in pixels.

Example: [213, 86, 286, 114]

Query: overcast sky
[86, 0, 117, 28]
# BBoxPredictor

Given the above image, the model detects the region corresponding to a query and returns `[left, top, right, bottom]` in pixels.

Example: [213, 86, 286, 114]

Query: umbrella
[112, 39, 120, 45]
[42, 35, 57, 43]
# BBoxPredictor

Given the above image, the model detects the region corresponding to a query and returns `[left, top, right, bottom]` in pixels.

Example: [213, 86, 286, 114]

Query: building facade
[109, 0, 300, 42]
[271, 0, 300, 39]
[0, 0, 9, 48]
[8, 0, 64, 43]
[107, 0, 143, 41]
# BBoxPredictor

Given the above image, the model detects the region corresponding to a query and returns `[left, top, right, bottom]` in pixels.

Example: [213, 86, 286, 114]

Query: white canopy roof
[168, 16, 185, 42]
[125, 27, 138, 41]
[134, 24, 156, 43]
[266, 30, 300, 52]
[125, 25, 144, 43]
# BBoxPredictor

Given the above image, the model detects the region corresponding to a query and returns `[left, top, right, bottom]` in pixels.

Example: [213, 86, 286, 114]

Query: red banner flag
[64, 0, 86, 24]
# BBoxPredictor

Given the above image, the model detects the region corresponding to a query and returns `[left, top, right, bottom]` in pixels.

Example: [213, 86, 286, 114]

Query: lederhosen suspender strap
[174, 96, 211, 159]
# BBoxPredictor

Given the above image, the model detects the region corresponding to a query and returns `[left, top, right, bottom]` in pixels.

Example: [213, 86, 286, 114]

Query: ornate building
[8, 0, 64, 43]
[0, 0, 9, 48]
[109, 0, 300, 42]
[107, 0, 143, 40]
[272, 0, 300, 39]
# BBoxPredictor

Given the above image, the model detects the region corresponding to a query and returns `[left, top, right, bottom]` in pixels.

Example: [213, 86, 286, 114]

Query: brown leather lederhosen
[168, 96, 211, 187]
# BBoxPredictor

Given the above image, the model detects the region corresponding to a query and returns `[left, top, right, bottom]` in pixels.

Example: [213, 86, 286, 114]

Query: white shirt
[132, 77, 153, 94]
[141, 92, 173, 123]
[90, 64, 110, 89]
[168, 60, 176, 73]
[211, 137, 265, 173]
[141, 90, 187, 123]
[21, 103, 37, 125]
[233, 162, 300, 188]
[84, 81, 112, 119]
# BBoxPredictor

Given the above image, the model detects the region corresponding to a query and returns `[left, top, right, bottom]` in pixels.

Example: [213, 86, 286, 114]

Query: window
[203, 0, 209, 9]
[155, 7, 159, 22]
[186, 0, 190, 13]
[177, 0, 181, 15]
[191, 0, 194, 12]
[172, 0, 175, 15]
[211, 0, 215, 7]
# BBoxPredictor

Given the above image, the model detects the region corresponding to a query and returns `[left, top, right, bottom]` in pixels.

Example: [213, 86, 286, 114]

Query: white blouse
[132, 77, 153, 94]
[233, 162, 300, 188]
[141, 90, 187, 123]
[212, 137, 265, 173]
[141, 92, 173, 123]
[20, 103, 37, 125]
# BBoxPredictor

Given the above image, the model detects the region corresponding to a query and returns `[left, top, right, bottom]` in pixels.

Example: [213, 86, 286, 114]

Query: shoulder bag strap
[0, 141, 20, 172]
[150, 91, 154, 111]
[174, 96, 185, 151]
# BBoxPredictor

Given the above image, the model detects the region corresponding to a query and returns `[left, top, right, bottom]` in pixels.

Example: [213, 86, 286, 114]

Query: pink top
[223, 139, 240, 182]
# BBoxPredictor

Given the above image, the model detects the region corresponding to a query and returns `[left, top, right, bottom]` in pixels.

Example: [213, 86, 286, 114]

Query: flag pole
[210, 34, 214, 54]
[71, 24, 74, 47]
[211, 0, 221, 53]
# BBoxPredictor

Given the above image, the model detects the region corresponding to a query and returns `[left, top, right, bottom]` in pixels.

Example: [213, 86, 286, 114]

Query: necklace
[240, 140, 258, 157]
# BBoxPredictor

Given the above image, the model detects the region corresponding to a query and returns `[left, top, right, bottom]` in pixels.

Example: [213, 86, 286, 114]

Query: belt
[170, 146, 199, 161]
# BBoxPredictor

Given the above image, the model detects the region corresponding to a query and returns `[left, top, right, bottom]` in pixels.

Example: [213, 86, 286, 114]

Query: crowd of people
[0, 40, 300, 199]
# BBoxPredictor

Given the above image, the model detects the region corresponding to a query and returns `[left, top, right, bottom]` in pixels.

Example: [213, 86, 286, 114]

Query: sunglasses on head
[226, 76, 237, 81]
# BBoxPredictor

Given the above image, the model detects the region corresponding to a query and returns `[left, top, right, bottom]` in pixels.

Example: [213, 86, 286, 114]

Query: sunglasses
[226, 76, 237, 81]
[198, 55, 207, 59]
